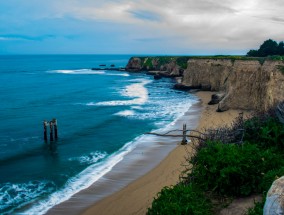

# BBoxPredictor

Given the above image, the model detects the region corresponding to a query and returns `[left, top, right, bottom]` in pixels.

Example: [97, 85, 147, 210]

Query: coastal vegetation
[147, 110, 284, 215]
[129, 54, 283, 72]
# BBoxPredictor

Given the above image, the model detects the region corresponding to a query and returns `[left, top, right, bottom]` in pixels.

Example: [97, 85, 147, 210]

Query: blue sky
[1, 0, 284, 55]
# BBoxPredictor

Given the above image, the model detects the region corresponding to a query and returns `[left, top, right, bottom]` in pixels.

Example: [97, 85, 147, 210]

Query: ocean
[0, 55, 198, 214]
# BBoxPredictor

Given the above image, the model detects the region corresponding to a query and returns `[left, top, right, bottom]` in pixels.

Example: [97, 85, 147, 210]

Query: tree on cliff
[247, 39, 284, 57]
[278, 41, 284, 55]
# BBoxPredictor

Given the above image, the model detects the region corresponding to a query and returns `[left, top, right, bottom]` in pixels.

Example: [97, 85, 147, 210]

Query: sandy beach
[81, 91, 246, 215]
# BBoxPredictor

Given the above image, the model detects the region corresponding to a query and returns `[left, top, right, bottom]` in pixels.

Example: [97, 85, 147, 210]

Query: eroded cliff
[126, 57, 284, 111]
[125, 56, 188, 76]
[182, 59, 284, 111]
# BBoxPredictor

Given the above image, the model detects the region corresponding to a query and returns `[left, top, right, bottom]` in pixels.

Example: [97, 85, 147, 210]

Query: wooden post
[181, 124, 188, 145]
[43, 120, 48, 141]
[53, 118, 58, 139]
[50, 121, 54, 141]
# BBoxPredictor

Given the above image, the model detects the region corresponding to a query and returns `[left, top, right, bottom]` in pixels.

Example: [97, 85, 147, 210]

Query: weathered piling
[49, 122, 54, 141]
[181, 124, 188, 145]
[43, 120, 48, 141]
[53, 118, 58, 139]
[43, 119, 58, 142]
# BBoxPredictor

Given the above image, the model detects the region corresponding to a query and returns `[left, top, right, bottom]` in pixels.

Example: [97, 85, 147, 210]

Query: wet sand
[81, 91, 247, 215]
[46, 94, 201, 215]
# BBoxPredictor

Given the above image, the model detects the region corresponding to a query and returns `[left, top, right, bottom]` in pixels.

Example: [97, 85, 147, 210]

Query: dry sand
[81, 91, 246, 215]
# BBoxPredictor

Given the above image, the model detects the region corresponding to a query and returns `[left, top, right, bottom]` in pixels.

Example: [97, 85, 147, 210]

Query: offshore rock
[264, 176, 284, 215]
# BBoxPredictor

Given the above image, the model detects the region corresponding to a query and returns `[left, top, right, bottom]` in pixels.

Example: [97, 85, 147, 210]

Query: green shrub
[244, 116, 284, 150]
[176, 57, 190, 69]
[189, 142, 284, 197]
[147, 184, 212, 215]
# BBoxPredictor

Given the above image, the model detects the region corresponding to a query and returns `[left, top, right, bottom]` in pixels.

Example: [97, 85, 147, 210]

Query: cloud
[128, 10, 161, 22]
[0, 34, 57, 41]
[1, 0, 284, 54]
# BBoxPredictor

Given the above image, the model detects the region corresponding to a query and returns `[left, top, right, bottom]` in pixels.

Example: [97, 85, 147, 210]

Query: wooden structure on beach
[146, 124, 205, 145]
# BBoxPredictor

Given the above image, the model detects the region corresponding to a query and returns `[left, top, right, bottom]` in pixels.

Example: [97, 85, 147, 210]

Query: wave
[23, 137, 143, 215]
[68, 151, 107, 165]
[22, 94, 198, 215]
[47, 69, 105, 75]
[95, 79, 152, 106]
[106, 73, 129, 77]
[47, 69, 129, 76]
[114, 110, 135, 117]
[0, 181, 56, 215]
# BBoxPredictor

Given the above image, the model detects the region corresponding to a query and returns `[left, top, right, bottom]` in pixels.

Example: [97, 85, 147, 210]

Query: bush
[148, 113, 284, 214]
[147, 184, 212, 215]
[244, 116, 284, 150]
[189, 142, 284, 197]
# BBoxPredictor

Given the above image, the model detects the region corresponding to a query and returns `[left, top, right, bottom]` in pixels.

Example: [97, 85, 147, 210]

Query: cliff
[182, 59, 284, 111]
[125, 57, 284, 111]
[125, 56, 189, 76]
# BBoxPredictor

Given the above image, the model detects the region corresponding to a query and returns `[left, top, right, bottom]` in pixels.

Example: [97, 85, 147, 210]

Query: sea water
[0, 55, 198, 214]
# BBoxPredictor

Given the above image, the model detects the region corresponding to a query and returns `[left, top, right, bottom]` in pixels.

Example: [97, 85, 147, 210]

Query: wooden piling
[181, 124, 188, 145]
[53, 118, 58, 139]
[50, 121, 54, 141]
[43, 120, 48, 141]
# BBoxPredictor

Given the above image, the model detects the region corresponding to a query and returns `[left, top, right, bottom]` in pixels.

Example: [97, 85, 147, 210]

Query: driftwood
[146, 129, 205, 141]
[146, 112, 245, 145]
[146, 128, 245, 144]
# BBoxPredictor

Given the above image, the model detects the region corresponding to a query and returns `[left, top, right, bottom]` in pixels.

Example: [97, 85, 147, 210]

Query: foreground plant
[147, 184, 212, 215]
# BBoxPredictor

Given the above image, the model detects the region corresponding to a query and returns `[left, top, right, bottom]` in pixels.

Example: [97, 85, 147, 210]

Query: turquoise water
[0, 55, 197, 214]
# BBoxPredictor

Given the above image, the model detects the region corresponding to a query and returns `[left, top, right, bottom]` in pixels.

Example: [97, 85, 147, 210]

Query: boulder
[264, 176, 284, 215]
[208, 93, 225, 105]
[173, 83, 192, 90]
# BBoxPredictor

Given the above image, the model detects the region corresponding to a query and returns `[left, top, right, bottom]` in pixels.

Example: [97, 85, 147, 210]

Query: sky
[0, 0, 284, 55]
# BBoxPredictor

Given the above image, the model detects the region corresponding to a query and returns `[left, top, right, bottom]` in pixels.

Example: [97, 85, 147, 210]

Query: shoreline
[45, 93, 201, 214]
[80, 91, 247, 215]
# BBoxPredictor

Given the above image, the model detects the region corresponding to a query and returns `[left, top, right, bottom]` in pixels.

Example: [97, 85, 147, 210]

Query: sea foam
[47, 69, 129, 76]
[0, 181, 56, 215]
[114, 110, 135, 117]
[68, 151, 107, 165]
[47, 69, 105, 75]
[23, 137, 142, 215]
[96, 79, 152, 106]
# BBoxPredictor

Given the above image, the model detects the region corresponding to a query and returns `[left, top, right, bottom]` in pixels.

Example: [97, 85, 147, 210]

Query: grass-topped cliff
[126, 55, 284, 72]
[126, 40, 284, 73]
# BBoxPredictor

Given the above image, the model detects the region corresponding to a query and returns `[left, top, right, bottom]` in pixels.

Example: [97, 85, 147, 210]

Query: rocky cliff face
[125, 56, 186, 76]
[182, 59, 284, 111]
[125, 57, 284, 111]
